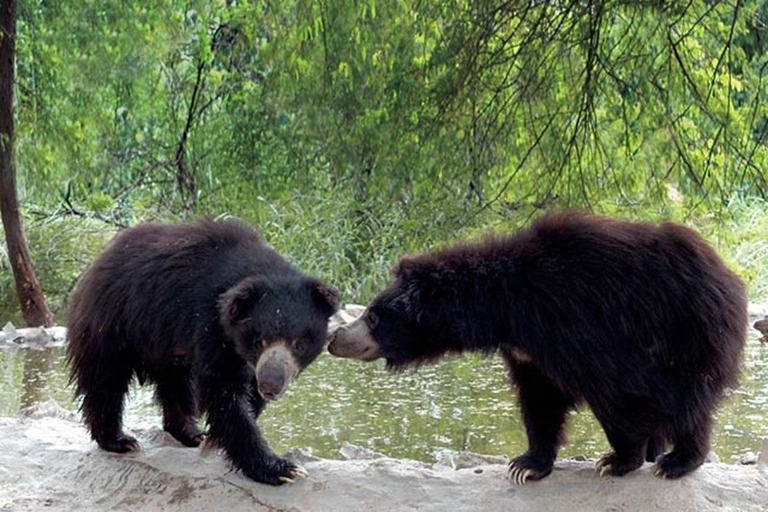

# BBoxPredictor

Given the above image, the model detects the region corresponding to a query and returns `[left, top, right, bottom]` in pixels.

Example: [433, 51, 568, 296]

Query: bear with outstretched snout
[329, 211, 747, 484]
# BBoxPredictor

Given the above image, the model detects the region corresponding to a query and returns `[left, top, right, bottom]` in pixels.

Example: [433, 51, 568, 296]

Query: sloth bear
[67, 219, 338, 485]
[328, 212, 747, 483]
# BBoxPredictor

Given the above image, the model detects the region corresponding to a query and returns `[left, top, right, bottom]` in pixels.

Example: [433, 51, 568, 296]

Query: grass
[1, 194, 766, 324]
[690, 197, 768, 303]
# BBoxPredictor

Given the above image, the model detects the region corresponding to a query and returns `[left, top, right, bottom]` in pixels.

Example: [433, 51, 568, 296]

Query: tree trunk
[0, 0, 53, 328]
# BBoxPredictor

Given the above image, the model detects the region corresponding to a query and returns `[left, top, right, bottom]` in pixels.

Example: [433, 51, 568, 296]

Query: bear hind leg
[153, 364, 204, 447]
[645, 433, 666, 463]
[594, 439, 646, 477]
[594, 406, 654, 477]
[79, 354, 138, 453]
[507, 362, 575, 485]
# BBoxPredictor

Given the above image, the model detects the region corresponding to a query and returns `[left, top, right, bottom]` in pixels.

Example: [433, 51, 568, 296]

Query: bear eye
[365, 311, 379, 329]
[294, 338, 308, 351]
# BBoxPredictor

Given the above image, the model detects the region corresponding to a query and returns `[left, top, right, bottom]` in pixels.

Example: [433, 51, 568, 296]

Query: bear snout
[257, 376, 285, 402]
[255, 342, 299, 401]
[327, 320, 381, 361]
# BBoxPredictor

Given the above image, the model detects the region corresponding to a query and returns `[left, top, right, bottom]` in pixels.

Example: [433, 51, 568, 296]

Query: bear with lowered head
[67, 219, 338, 485]
[329, 211, 747, 483]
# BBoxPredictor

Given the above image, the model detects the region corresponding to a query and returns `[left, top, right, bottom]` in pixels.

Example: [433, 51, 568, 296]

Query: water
[1, 331, 766, 463]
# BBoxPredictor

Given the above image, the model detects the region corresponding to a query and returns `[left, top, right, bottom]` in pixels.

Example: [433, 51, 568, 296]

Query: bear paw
[245, 456, 309, 486]
[165, 423, 206, 448]
[98, 433, 140, 453]
[652, 451, 703, 479]
[595, 452, 643, 477]
[507, 452, 554, 485]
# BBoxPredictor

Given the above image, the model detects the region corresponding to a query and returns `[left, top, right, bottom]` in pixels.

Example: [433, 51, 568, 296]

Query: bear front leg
[506, 361, 574, 485]
[205, 385, 307, 485]
[247, 377, 267, 419]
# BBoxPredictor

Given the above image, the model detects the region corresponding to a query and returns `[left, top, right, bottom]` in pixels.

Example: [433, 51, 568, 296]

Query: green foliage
[0, 217, 115, 322]
[3, 0, 768, 319]
[698, 197, 768, 300]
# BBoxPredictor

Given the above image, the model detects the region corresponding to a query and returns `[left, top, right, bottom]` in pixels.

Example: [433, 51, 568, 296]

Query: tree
[0, 0, 52, 327]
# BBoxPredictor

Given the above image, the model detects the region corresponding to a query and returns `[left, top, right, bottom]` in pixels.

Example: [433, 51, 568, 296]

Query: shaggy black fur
[346, 212, 747, 480]
[67, 219, 338, 485]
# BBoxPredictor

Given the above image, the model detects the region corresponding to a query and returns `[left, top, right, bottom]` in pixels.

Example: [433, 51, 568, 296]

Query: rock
[18, 400, 78, 422]
[342, 303, 366, 317]
[1, 321, 17, 345]
[2, 321, 16, 336]
[44, 326, 68, 342]
[740, 453, 758, 465]
[145, 427, 185, 448]
[434, 451, 509, 470]
[748, 303, 768, 318]
[283, 448, 323, 464]
[0, 411, 767, 512]
[328, 304, 365, 333]
[759, 438, 768, 465]
[0, 323, 67, 349]
[22, 327, 53, 350]
[339, 441, 387, 460]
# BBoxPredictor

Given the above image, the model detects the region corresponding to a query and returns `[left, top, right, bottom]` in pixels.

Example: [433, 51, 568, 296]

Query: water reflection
[0, 347, 72, 413]
[0, 331, 766, 463]
[20, 348, 55, 408]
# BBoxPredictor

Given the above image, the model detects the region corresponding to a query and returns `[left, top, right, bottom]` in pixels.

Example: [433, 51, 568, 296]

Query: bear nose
[258, 379, 283, 401]
[255, 342, 298, 401]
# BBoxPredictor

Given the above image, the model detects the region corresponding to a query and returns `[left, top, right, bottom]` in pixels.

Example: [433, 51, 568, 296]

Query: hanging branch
[174, 59, 205, 214]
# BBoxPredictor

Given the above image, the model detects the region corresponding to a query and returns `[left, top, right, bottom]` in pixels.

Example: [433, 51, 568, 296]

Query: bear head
[219, 275, 339, 400]
[328, 255, 462, 369]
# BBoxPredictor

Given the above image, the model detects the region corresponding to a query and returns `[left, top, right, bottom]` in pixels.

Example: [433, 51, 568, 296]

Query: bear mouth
[327, 317, 383, 361]
[357, 345, 381, 361]
[327, 335, 381, 361]
[255, 341, 300, 401]
[333, 343, 379, 361]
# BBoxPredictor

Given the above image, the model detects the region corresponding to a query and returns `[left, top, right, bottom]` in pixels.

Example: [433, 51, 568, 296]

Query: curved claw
[278, 476, 296, 484]
[595, 454, 614, 474]
[652, 465, 667, 479]
[507, 465, 534, 486]
[599, 465, 612, 478]
[292, 465, 309, 479]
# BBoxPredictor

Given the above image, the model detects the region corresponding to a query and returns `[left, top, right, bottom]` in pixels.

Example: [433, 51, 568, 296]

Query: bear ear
[306, 278, 340, 318]
[394, 254, 442, 296]
[219, 277, 268, 325]
[393, 254, 424, 280]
